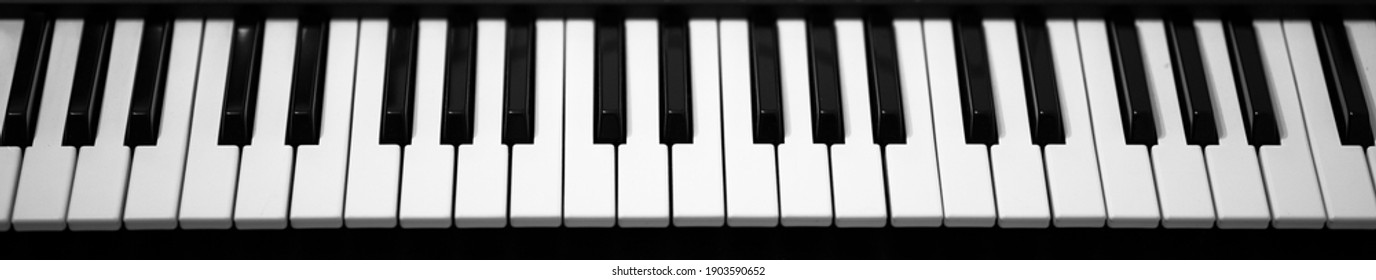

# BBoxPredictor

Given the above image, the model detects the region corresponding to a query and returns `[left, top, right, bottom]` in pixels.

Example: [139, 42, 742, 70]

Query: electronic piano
[2, 0, 1376, 259]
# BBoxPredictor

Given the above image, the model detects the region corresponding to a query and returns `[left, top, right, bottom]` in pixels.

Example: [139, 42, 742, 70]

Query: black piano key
[749, 14, 784, 144]
[441, 15, 477, 146]
[659, 14, 693, 144]
[1222, 16, 1279, 146]
[285, 16, 329, 146]
[1107, 15, 1158, 146]
[865, 13, 905, 145]
[1313, 18, 1373, 147]
[593, 14, 625, 145]
[218, 17, 265, 146]
[953, 14, 998, 145]
[807, 14, 845, 145]
[380, 16, 417, 145]
[1, 14, 55, 147]
[1017, 14, 1065, 146]
[502, 14, 536, 145]
[62, 17, 116, 147]
[125, 17, 174, 147]
[1165, 16, 1219, 146]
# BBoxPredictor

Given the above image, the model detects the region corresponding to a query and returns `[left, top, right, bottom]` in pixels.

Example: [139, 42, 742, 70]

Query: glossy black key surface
[1222, 16, 1279, 146]
[597, 13, 630, 144]
[1, 14, 55, 147]
[953, 14, 998, 145]
[593, 14, 625, 145]
[749, 14, 784, 144]
[380, 16, 417, 145]
[63, 17, 116, 147]
[1313, 18, 1373, 146]
[1017, 15, 1065, 145]
[125, 17, 174, 146]
[286, 16, 329, 146]
[1165, 16, 1219, 146]
[502, 14, 536, 145]
[1107, 16, 1157, 146]
[865, 13, 905, 145]
[218, 17, 265, 146]
[807, 14, 844, 145]
[660, 14, 693, 144]
[442, 16, 477, 146]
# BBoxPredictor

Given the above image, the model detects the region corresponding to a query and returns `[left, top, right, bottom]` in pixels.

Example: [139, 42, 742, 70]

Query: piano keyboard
[3, 10, 1376, 232]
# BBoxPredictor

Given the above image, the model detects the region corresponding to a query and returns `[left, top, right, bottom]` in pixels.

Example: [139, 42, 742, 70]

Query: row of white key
[7, 15, 1376, 230]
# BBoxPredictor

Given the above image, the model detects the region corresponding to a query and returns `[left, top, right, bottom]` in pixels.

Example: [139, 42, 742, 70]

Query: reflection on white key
[1347, 20, 1376, 227]
[925, 18, 995, 227]
[831, 19, 888, 227]
[11, 19, 82, 231]
[234, 19, 297, 230]
[290, 18, 358, 229]
[719, 19, 779, 227]
[886, 18, 944, 227]
[178, 19, 240, 230]
[1043, 19, 1107, 228]
[1077, 18, 1160, 228]
[399, 18, 455, 229]
[1194, 19, 1271, 229]
[344, 19, 401, 228]
[618, 18, 669, 228]
[1282, 20, 1376, 229]
[1137, 19, 1216, 228]
[0, 19, 23, 231]
[454, 18, 509, 228]
[1253, 19, 1327, 228]
[67, 19, 140, 231]
[562, 19, 615, 228]
[123, 19, 203, 230]
[776, 19, 833, 227]
[509, 18, 563, 227]
[670, 18, 726, 227]
[984, 18, 1050, 228]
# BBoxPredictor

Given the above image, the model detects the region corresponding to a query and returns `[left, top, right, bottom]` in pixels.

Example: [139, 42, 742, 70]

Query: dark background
[2, 227, 1371, 259]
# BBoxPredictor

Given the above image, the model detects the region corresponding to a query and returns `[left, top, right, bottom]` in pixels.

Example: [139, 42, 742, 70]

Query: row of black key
[734, 12, 1314, 148]
[2, 14, 1371, 151]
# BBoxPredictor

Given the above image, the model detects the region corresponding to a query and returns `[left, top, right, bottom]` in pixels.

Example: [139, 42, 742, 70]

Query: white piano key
[453, 18, 509, 228]
[1194, 19, 1271, 229]
[343, 19, 401, 228]
[66, 19, 140, 231]
[1043, 18, 1108, 228]
[123, 18, 203, 230]
[670, 18, 726, 227]
[562, 18, 616, 228]
[1077, 18, 1161, 228]
[925, 18, 996, 227]
[830, 18, 888, 227]
[719, 19, 780, 227]
[618, 18, 670, 228]
[509, 18, 563, 227]
[984, 18, 1051, 228]
[885, 18, 944, 227]
[11, 19, 82, 231]
[1252, 19, 1327, 228]
[178, 19, 239, 230]
[290, 18, 358, 229]
[232, 19, 297, 230]
[775, 18, 833, 227]
[1282, 19, 1376, 229]
[0, 19, 23, 231]
[1347, 20, 1376, 226]
[398, 18, 455, 229]
[1137, 19, 1216, 228]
